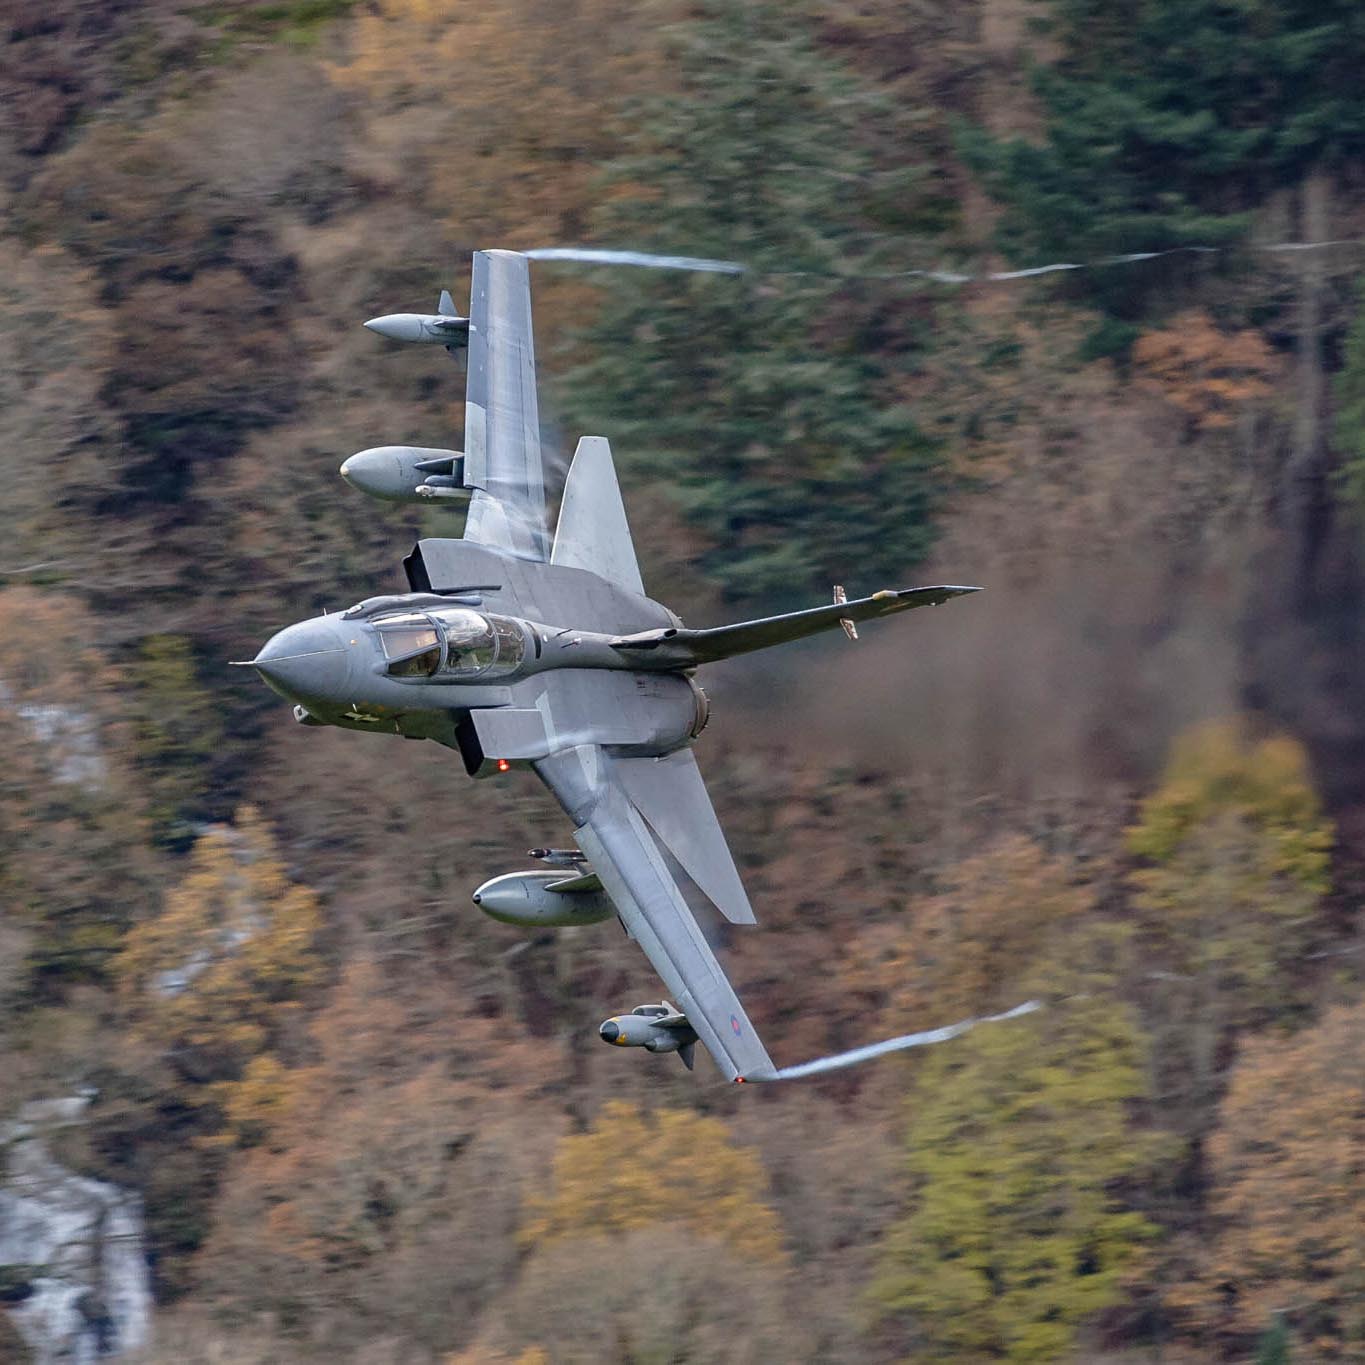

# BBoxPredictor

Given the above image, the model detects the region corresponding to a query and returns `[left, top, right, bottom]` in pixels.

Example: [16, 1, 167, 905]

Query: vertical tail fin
[551, 436, 645, 595]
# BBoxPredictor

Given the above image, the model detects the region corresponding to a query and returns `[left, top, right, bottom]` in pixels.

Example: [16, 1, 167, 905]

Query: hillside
[2, 1, 1364, 1361]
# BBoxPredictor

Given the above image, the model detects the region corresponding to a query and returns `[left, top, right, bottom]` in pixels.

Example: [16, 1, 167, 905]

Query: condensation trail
[524, 247, 745, 274]
[526, 239, 1363, 285]
[762, 999, 1042, 1081]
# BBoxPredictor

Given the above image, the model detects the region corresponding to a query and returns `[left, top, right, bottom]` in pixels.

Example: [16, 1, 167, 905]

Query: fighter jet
[247, 249, 996, 1083]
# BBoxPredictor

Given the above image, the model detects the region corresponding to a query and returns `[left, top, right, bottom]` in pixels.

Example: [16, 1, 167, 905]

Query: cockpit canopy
[375, 608, 525, 681]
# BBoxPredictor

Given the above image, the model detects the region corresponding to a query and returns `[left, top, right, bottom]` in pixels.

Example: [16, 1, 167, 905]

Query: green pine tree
[557, 0, 948, 600]
[1256, 1314, 1292, 1365]
[961, 0, 1365, 315]
[1334, 279, 1365, 519]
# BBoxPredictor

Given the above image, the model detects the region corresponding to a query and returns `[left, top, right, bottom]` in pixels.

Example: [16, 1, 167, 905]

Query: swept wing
[536, 745, 776, 1082]
[462, 250, 550, 561]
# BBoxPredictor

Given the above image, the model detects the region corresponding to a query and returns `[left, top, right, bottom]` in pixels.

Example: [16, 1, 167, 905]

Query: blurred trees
[961, 0, 1365, 313]
[559, 0, 946, 598]
[1133, 311, 1277, 433]
[2, 2, 1365, 1361]
[872, 999, 1160, 1362]
[330, 0, 668, 251]
[124, 635, 228, 847]
[1197, 1003, 1365, 1358]
[523, 1099, 786, 1263]
[1334, 279, 1365, 517]
[0, 587, 160, 996]
[195, 959, 554, 1355]
[1127, 719, 1332, 1139]
[838, 835, 1093, 1035]
[475, 1229, 792, 1365]
[114, 806, 321, 1085]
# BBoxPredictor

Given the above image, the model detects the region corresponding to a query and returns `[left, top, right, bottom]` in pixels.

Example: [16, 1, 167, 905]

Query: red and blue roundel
[730, 1014, 742, 1036]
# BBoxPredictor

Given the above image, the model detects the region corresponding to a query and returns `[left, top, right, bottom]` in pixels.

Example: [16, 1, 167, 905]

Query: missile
[364, 288, 469, 348]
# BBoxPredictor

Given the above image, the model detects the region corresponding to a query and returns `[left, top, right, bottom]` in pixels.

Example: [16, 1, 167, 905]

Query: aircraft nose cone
[599, 1020, 620, 1044]
[253, 616, 351, 705]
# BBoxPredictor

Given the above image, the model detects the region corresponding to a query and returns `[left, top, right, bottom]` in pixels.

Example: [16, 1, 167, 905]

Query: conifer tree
[559, 0, 945, 598]
[962, 0, 1365, 312]
[1333, 280, 1365, 516]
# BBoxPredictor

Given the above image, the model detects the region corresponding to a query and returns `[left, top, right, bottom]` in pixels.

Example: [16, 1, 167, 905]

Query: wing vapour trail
[762, 999, 1042, 1082]
[527, 239, 1364, 286]
[524, 247, 745, 274]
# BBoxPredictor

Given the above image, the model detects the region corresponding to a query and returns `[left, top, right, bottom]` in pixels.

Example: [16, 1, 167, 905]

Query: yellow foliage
[873, 1000, 1161, 1362]
[1133, 310, 1276, 431]
[446, 1349, 548, 1365]
[1128, 717, 1331, 876]
[218, 1053, 292, 1148]
[522, 1099, 786, 1264]
[115, 805, 322, 1076]
[1127, 718, 1332, 990]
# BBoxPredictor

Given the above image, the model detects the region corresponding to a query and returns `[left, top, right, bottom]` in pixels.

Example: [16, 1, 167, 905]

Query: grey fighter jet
[247, 249, 990, 1083]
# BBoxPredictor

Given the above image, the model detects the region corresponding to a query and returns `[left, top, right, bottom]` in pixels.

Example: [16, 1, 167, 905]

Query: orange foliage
[1193, 1003, 1365, 1357]
[837, 834, 1093, 1033]
[1133, 310, 1276, 431]
[195, 960, 558, 1345]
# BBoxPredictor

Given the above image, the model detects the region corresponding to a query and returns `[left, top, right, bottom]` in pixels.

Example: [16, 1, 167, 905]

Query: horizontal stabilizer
[616, 749, 756, 925]
[470, 707, 548, 758]
[610, 585, 980, 667]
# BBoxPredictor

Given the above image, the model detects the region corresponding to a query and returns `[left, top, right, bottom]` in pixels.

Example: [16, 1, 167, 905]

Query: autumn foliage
[2, 0, 1365, 1361]
[1133, 311, 1277, 431]
[1201, 1003, 1365, 1357]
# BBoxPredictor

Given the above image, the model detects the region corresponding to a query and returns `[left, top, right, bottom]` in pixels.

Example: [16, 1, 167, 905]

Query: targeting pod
[599, 1003, 699, 1069]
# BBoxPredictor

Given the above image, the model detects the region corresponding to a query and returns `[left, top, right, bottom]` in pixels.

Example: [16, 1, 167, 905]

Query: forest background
[2, 0, 1364, 1360]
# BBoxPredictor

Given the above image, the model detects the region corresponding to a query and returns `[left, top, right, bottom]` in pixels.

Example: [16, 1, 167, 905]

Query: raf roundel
[730, 1014, 743, 1036]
